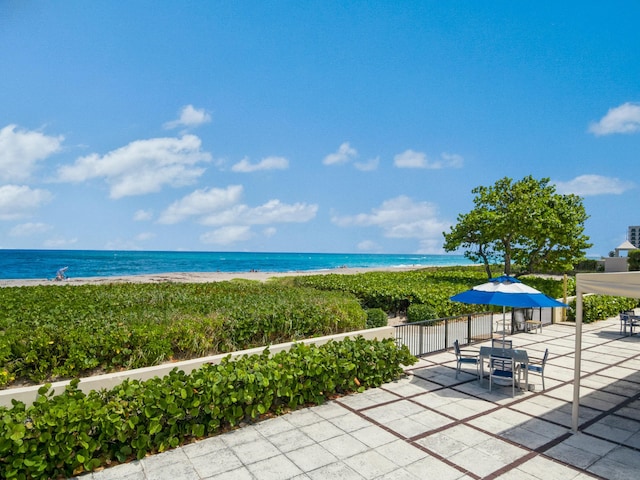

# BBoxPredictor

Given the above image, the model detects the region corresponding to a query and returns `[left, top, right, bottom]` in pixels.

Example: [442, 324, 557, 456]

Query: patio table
[479, 346, 529, 390]
[525, 319, 542, 333]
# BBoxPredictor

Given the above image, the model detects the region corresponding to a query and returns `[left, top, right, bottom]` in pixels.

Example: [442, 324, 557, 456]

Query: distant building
[604, 230, 640, 272]
[628, 226, 640, 248]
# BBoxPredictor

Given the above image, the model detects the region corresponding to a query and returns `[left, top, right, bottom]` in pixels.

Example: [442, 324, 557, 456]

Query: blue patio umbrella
[450, 275, 568, 339]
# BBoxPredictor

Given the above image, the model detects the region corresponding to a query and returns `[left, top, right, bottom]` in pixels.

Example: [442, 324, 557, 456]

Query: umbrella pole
[502, 306, 506, 342]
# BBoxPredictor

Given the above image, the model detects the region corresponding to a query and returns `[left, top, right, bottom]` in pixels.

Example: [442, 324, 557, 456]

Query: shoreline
[0, 265, 425, 288]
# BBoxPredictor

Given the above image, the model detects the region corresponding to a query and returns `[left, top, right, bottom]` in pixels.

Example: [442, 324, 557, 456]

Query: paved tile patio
[76, 316, 640, 479]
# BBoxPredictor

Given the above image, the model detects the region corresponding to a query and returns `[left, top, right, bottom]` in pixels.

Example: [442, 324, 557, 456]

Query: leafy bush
[518, 275, 574, 299]
[0, 337, 416, 479]
[573, 258, 600, 272]
[628, 250, 640, 271]
[0, 282, 366, 388]
[281, 267, 496, 316]
[282, 267, 569, 321]
[365, 308, 388, 328]
[566, 295, 638, 323]
[406, 304, 438, 323]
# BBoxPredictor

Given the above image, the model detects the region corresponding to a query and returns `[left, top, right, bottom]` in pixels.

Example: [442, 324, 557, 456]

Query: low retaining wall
[0, 326, 395, 408]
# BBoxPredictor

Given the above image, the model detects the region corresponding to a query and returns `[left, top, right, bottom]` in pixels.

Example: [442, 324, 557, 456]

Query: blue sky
[1, 2, 639, 257]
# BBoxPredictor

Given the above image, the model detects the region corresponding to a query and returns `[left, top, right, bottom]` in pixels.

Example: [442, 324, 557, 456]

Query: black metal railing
[394, 312, 495, 357]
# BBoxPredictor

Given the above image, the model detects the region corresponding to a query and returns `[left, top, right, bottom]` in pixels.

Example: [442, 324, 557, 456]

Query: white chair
[489, 355, 516, 397]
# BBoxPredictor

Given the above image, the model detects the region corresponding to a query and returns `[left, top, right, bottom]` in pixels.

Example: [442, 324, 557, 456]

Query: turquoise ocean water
[0, 250, 473, 280]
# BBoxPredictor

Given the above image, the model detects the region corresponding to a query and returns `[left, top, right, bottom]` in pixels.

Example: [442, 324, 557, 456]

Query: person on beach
[55, 267, 68, 281]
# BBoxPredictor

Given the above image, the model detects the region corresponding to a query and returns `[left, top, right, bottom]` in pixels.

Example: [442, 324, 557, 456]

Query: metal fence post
[419, 323, 424, 356]
[444, 318, 448, 351]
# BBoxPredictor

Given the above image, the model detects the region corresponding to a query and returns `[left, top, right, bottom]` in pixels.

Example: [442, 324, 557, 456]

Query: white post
[571, 283, 584, 432]
[563, 273, 568, 321]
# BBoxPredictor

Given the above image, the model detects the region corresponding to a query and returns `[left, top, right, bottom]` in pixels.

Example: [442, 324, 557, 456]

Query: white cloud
[43, 236, 78, 248]
[440, 152, 464, 168]
[9, 222, 52, 236]
[354, 157, 379, 172]
[394, 150, 463, 169]
[394, 150, 427, 168]
[263, 227, 277, 237]
[357, 240, 382, 252]
[332, 195, 450, 250]
[0, 185, 53, 220]
[200, 225, 253, 245]
[133, 209, 153, 221]
[323, 142, 357, 165]
[239, 200, 317, 224]
[589, 102, 640, 136]
[135, 232, 155, 241]
[0, 125, 63, 182]
[158, 185, 243, 224]
[231, 156, 289, 172]
[200, 199, 318, 226]
[554, 174, 634, 196]
[416, 238, 443, 254]
[159, 184, 318, 231]
[57, 135, 211, 198]
[164, 105, 212, 130]
[103, 238, 142, 250]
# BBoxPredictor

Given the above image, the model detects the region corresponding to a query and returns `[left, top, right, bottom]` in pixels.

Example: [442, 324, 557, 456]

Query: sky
[1, 1, 639, 257]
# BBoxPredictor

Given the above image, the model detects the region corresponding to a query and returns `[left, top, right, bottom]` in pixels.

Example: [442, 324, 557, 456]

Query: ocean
[0, 250, 473, 280]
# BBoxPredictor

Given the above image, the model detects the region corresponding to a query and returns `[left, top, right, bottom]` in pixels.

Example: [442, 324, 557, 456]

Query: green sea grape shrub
[406, 304, 438, 323]
[573, 258, 599, 272]
[627, 250, 640, 271]
[0, 282, 366, 388]
[0, 337, 416, 479]
[365, 308, 388, 328]
[566, 295, 638, 323]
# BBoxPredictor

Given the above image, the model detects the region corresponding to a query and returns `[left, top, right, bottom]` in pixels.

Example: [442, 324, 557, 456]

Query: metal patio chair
[453, 339, 480, 380]
[520, 348, 549, 391]
[490, 338, 513, 371]
[489, 354, 517, 397]
[620, 311, 639, 336]
[492, 338, 513, 349]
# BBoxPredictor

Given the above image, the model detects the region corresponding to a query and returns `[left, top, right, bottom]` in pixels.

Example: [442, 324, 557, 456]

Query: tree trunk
[504, 253, 511, 276]
[477, 244, 493, 279]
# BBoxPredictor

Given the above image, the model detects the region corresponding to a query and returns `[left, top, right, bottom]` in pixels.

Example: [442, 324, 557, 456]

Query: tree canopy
[443, 175, 592, 278]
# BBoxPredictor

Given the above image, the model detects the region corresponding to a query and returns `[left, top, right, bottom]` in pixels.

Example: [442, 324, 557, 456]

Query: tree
[628, 250, 640, 271]
[443, 175, 592, 278]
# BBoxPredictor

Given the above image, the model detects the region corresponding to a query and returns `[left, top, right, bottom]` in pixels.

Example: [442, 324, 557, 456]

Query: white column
[571, 284, 583, 432]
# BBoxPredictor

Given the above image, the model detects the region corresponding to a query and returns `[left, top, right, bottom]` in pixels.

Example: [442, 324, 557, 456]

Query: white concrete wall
[0, 327, 395, 408]
[605, 257, 629, 272]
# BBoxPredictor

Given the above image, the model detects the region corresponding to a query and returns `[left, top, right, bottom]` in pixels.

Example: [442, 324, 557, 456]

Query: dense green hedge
[279, 267, 573, 318]
[566, 295, 638, 323]
[406, 304, 438, 323]
[0, 282, 365, 388]
[365, 308, 388, 328]
[280, 267, 491, 316]
[0, 337, 416, 479]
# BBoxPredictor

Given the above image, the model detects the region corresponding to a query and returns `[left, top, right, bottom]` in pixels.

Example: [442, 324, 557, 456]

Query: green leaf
[149, 421, 162, 435]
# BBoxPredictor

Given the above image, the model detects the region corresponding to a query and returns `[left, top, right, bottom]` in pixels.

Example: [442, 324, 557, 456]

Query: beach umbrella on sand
[450, 275, 568, 340]
[55, 267, 68, 281]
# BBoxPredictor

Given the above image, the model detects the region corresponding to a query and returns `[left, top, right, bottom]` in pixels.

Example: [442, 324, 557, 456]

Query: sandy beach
[0, 265, 424, 288]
